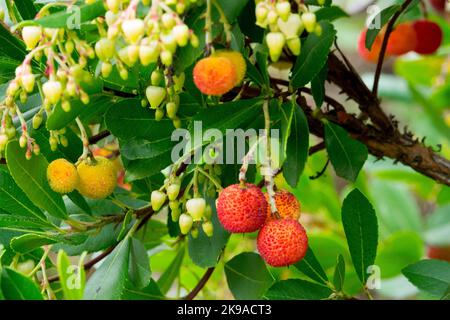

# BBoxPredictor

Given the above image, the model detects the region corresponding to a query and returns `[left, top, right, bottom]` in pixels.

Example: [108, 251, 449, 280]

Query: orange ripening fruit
[257, 218, 308, 267]
[264, 191, 301, 221]
[358, 28, 385, 63]
[216, 183, 267, 233]
[386, 23, 417, 56]
[193, 56, 237, 96]
[76, 156, 117, 199]
[47, 158, 78, 194]
[214, 50, 246, 85]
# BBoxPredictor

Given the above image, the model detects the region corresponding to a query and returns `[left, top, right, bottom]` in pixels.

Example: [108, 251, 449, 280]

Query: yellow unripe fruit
[215, 50, 247, 86]
[47, 159, 79, 194]
[76, 157, 117, 199]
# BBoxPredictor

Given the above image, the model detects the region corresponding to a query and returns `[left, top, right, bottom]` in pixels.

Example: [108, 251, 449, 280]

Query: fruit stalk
[75, 117, 93, 163]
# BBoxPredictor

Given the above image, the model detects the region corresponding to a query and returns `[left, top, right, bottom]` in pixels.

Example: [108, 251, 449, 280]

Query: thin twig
[184, 267, 215, 300]
[372, 0, 414, 96]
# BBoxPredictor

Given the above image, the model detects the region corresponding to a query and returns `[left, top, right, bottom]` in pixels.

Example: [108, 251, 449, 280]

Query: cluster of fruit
[358, 19, 443, 63]
[255, 0, 324, 61]
[97, 0, 199, 126]
[47, 156, 118, 199]
[217, 183, 307, 267]
[193, 50, 246, 96]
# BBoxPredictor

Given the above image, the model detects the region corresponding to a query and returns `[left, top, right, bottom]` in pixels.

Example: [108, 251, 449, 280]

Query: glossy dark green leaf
[15, 0, 37, 20]
[84, 238, 131, 300]
[0, 24, 27, 61]
[225, 252, 274, 300]
[291, 21, 336, 89]
[283, 102, 309, 188]
[6, 141, 67, 219]
[0, 214, 50, 230]
[1, 267, 43, 300]
[402, 259, 450, 297]
[35, 0, 105, 28]
[128, 238, 151, 289]
[315, 6, 349, 22]
[122, 279, 164, 300]
[294, 247, 329, 285]
[342, 189, 378, 284]
[0, 170, 46, 221]
[264, 279, 332, 300]
[324, 121, 368, 182]
[333, 255, 346, 292]
[311, 64, 328, 107]
[365, 5, 400, 49]
[216, 0, 250, 22]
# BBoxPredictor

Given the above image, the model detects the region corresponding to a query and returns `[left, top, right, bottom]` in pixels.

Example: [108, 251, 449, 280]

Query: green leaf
[11, 233, 87, 254]
[311, 64, 328, 107]
[0, 214, 51, 230]
[188, 199, 230, 268]
[324, 121, 368, 182]
[157, 246, 185, 295]
[375, 231, 424, 279]
[365, 5, 400, 49]
[342, 189, 378, 284]
[0, 24, 27, 61]
[0, 170, 46, 221]
[35, 0, 106, 28]
[333, 255, 345, 292]
[1, 267, 43, 300]
[46, 94, 111, 131]
[402, 259, 450, 297]
[216, 0, 250, 22]
[315, 6, 349, 22]
[291, 21, 336, 89]
[225, 252, 274, 300]
[15, 0, 37, 20]
[283, 102, 309, 188]
[264, 279, 332, 300]
[122, 279, 164, 300]
[0, 56, 21, 84]
[128, 238, 151, 289]
[121, 137, 175, 161]
[84, 238, 131, 300]
[6, 141, 67, 219]
[57, 250, 86, 300]
[294, 247, 329, 285]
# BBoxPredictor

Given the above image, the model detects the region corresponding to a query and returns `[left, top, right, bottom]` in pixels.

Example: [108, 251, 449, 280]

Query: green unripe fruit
[151, 190, 167, 211]
[202, 221, 214, 237]
[179, 213, 193, 234]
[186, 198, 206, 222]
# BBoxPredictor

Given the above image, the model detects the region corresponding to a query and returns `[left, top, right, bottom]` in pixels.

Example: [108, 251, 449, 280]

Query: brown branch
[0, 158, 5, 165]
[372, 0, 414, 96]
[184, 267, 215, 300]
[89, 130, 111, 145]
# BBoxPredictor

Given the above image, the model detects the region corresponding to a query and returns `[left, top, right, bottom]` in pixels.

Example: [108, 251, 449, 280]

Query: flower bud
[167, 183, 181, 201]
[172, 117, 182, 129]
[302, 12, 316, 33]
[61, 100, 71, 112]
[0, 134, 8, 151]
[121, 19, 145, 43]
[43, 80, 62, 104]
[7, 81, 19, 97]
[101, 62, 113, 78]
[155, 108, 165, 121]
[161, 13, 176, 29]
[151, 190, 167, 211]
[267, 10, 278, 25]
[105, 10, 119, 26]
[186, 198, 206, 222]
[277, 14, 303, 39]
[60, 135, 68, 147]
[255, 4, 269, 25]
[179, 213, 193, 234]
[5, 127, 16, 139]
[49, 136, 58, 151]
[202, 221, 214, 237]
[151, 70, 163, 86]
[266, 32, 285, 62]
[119, 67, 128, 80]
[190, 33, 199, 48]
[32, 114, 43, 129]
[172, 24, 189, 47]
[146, 86, 166, 109]
[160, 50, 173, 66]
[139, 43, 160, 66]
[166, 102, 178, 119]
[80, 91, 90, 105]
[276, 1, 291, 21]
[191, 227, 199, 238]
[169, 199, 179, 211]
[22, 26, 42, 50]
[287, 37, 301, 56]
[171, 207, 181, 222]
[33, 144, 40, 156]
[204, 205, 212, 220]
[161, 33, 177, 53]
[25, 149, 32, 160]
[106, 0, 120, 13]
[65, 40, 75, 54]
[19, 135, 27, 148]
[95, 38, 115, 61]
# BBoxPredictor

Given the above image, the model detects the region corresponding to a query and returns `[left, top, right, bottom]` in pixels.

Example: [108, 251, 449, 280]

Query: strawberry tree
[0, 0, 449, 301]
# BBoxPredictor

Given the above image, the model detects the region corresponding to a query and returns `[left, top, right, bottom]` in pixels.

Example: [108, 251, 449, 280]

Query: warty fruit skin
[214, 50, 247, 85]
[358, 29, 385, 63]
[257, 218, 308, 267]
[76, 156, 117, 199]
[47, 158, 79, 194]
[193, 56, 237, 96]
[265, 190, 301, 221]
[386, 23, 417, 56]
[216, 183, 267, 233]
